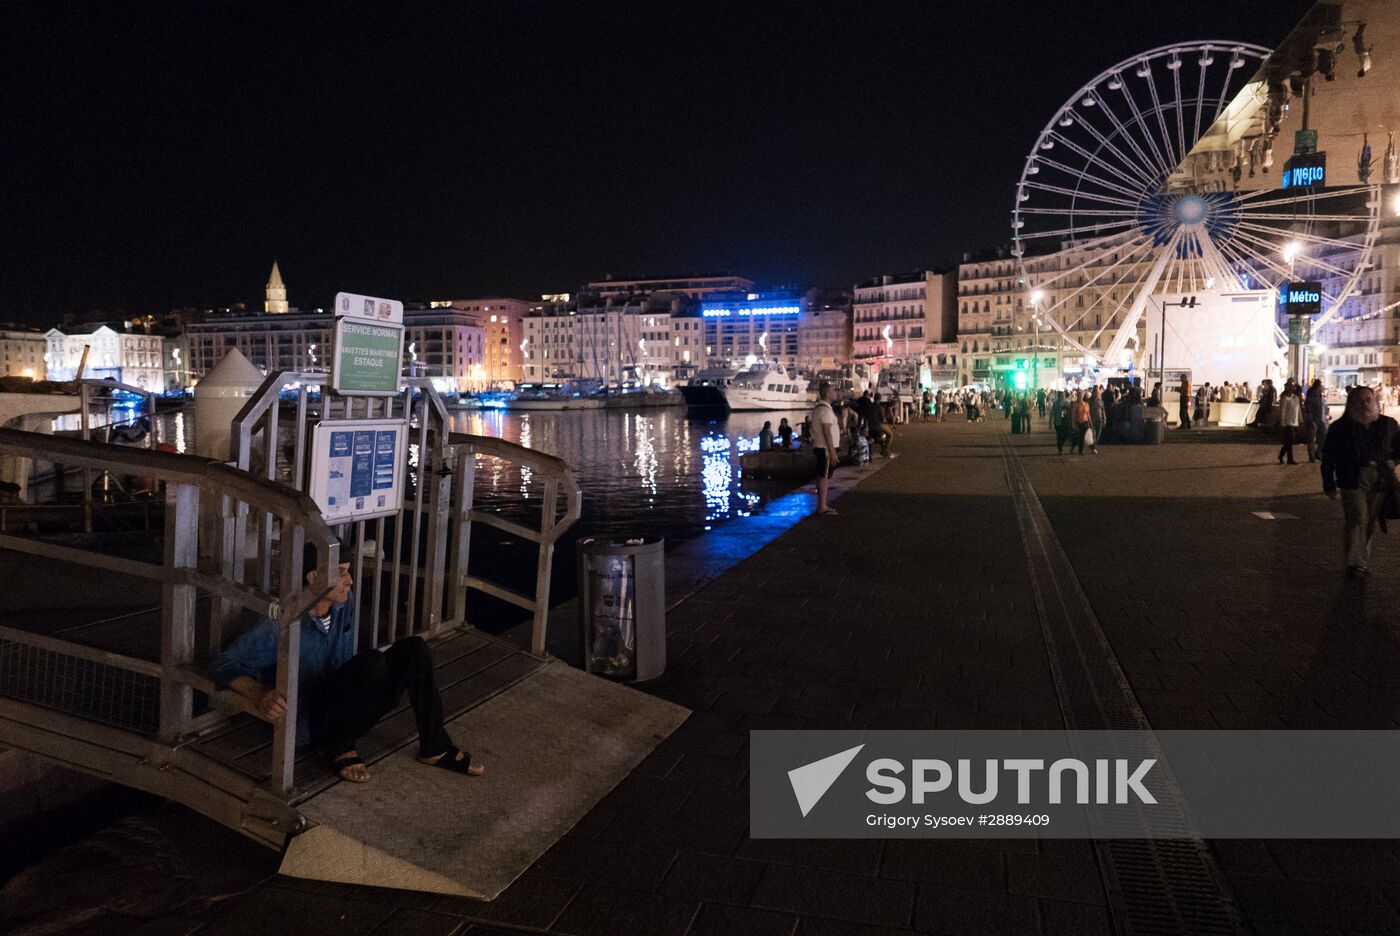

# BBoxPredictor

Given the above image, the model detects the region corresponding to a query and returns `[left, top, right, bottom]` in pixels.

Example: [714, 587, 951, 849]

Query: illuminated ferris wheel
[1011, 41, 1381, 370]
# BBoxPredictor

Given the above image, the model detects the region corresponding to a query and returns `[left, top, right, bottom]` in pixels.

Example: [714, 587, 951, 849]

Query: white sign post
[331, 292, 405, 396]
[308, 418, 408, 524]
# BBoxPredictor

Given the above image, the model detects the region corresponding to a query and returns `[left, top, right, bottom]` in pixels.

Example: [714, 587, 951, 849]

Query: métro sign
[1280, 152, 1326, 189]
[1281, 281, 1323, 317]
[331, 292, 404, 396]
[308, 418, 408, 523]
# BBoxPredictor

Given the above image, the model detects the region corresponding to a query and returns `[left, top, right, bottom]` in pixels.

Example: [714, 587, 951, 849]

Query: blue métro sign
[1281, 152, 1326, 189]
[1281, 281, 1323, 317]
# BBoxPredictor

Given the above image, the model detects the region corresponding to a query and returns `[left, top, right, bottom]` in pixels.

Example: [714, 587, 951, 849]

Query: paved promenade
[7, 414, 1400, 935]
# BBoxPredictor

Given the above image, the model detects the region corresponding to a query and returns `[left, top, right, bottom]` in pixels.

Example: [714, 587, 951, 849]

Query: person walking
[1071, 392, 1092, 455]
[1178, 375, 1193, 429]
[810, 381, 841, 516]
[1036, 387, 1047, 422]
[1321, 385, 1400, 578]
[1194, 382, 1209, 425]
[1088, 386, 1105, 454]
[1277, 385, 1301, 465]
[1051, 391, 1070, 454]
[1304, 379, 1328, 462]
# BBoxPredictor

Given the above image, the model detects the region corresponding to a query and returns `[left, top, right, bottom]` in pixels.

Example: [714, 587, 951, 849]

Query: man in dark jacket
[1321, 386, 1400, 578]
[1304, 379, 1328, 462]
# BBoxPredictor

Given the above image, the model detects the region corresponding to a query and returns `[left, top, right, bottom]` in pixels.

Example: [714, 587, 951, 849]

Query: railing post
[80, 382, 92, 534]
[421, 432, 451, 636]
[159, 481, 199, 743]
[271, 520, 304, 796]
[532, 478, 558, 656]
[444, 446, 475, 629]
[210, 493, 239, 657]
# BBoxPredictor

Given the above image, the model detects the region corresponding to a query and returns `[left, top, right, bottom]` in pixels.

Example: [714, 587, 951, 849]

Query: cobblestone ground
[15, 414, 1400, 935]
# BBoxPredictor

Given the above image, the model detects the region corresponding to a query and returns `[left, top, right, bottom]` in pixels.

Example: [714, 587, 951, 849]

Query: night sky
[2, 1, 1314, 324]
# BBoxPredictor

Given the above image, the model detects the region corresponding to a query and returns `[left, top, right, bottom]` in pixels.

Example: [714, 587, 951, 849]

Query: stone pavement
[9, 413, 1400, 935]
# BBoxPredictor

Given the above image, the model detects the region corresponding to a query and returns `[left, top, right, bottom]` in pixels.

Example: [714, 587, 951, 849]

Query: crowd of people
[793, 374, 1400, 580]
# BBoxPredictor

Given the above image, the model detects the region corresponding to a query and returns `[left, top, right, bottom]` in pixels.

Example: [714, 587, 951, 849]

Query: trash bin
[578, 537, 666, 681]
[1143, 409, 1166, 445]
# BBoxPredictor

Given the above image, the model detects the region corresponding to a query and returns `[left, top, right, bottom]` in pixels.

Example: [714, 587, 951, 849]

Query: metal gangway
[0, 375, 687, 898]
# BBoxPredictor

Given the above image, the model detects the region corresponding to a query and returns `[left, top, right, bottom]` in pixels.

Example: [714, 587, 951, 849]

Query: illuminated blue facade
[698, 291, 804, 369]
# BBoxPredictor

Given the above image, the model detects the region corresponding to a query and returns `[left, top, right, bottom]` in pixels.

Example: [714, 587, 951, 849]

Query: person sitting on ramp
[210, 540, 484, 783]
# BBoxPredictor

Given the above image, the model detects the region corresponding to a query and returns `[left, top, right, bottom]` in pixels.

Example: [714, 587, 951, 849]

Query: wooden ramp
[281, 658, 689, 898]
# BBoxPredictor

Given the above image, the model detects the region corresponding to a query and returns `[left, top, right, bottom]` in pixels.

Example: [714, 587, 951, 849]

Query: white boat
[722, 363, 815, 411]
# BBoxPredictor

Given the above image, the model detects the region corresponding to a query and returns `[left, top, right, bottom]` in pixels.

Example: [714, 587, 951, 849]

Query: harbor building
[44, 324, 165, 391]
[0, 327, 48, 380]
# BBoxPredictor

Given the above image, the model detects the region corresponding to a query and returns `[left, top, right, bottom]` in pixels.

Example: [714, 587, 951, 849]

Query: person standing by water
[1304, 379, 1328, 462]
[1321, 386, 1400, 578]
[1277, 384, 1301, 465]
[811, 380, 841, 516]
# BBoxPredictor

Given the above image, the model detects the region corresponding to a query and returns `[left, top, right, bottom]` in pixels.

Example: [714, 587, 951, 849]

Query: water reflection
[448, 407, 798, 546]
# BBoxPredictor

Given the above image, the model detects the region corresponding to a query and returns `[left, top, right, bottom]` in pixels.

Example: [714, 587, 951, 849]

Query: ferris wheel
[1011, 41, 1381, 371]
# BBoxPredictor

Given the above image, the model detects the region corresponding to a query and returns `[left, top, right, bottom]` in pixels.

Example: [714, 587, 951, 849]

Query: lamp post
[1158, 296, 1198, 404]
[1029, 291, 1045, 390]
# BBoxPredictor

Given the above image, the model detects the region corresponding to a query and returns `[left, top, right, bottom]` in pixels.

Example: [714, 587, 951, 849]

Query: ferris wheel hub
[1175, 194, 1208, 225]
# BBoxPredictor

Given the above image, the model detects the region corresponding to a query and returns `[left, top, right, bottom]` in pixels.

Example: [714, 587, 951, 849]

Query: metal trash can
[579, 537, 666, 682]
[1143, 410, 1166, 445]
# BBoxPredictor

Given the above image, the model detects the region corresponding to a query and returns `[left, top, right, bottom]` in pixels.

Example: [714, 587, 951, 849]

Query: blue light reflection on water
[449, 406, 802, 546]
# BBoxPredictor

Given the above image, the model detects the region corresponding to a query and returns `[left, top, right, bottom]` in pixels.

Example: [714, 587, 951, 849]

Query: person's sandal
[333, 753, 370, 783]
[420, 745, 485, 776]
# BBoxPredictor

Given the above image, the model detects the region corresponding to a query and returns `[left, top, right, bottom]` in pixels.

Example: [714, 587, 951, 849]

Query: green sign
[332, 319, 403, 395]
[1294, 128, 1318, 155]
[1287, 316, 1312, 345]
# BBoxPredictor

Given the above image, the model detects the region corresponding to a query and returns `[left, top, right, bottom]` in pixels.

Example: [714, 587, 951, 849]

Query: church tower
[265, 261, 289, 313]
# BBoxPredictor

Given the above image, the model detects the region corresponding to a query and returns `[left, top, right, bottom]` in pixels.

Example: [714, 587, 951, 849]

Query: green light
[1012, 370, 1029, 389]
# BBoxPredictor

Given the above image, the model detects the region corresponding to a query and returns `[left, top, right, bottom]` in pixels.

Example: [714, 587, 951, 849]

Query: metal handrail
[0, 427, 339, 795]
[447, 431, 582, 654]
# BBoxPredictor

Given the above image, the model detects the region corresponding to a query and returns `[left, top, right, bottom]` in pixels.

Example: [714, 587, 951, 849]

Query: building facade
[586, 274, 753, 302]
[45, 325, 165, 391]
[853, 272, 957, 367]
[521, 299, 577, 383]
[188, 307, 484, 392]
[1312, 223, 1400, 387]
[956, 248, 1149, 389]
[796, 291, 851, 372]
[0, 328, 48, 380]
[699, 291, 803, 372]
[440, 298, 529, 386]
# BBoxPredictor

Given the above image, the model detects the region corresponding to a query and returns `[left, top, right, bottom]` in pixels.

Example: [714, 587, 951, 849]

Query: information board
[332, 318, 404, 395]
[1281, 281, 1323, 317]
[1281, 152, 1326, 189]
[308, 418, 408, 524]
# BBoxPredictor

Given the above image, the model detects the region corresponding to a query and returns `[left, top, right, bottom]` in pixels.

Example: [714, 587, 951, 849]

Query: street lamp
[1158, 296, 1198, 404]
[1028, 291, 1046, 390]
